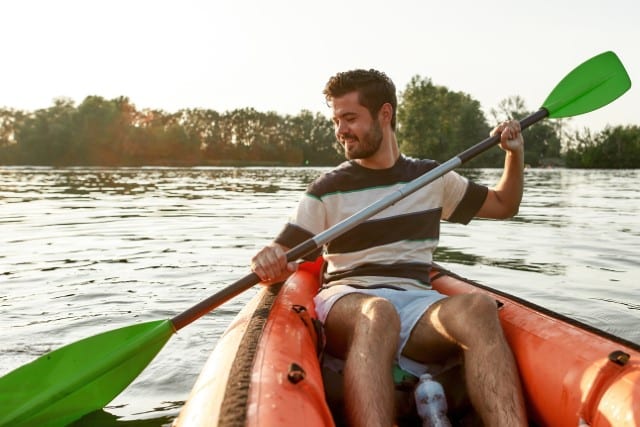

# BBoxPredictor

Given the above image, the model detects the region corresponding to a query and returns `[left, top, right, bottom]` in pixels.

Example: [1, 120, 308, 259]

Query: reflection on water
[3, 167, 321, 200]
[435, 246, 567, 275]
[594, 297, 640, 310]
[1, 166, 638, 425]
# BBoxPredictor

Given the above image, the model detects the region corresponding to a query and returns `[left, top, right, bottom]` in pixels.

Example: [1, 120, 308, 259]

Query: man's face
[330, 92, 382, 160]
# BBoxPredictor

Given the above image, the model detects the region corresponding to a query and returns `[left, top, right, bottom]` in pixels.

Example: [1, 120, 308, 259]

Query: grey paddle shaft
[172, 108, 549, 330]
[171, 157, 462, 330]
[286, 107, 548, 262]
[305, 157, 462, 249]
[171, 157, 463, 330]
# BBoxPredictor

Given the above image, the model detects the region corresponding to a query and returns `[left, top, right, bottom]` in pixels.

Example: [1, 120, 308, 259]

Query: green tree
[245, 110, 290, 163]
[0, 109, 25, 163]
[11, 88, 619, 167]
[286, 110, 341, 165]
[565, 125, 640, 168]
[137, 109, 198, 165]
[397, 76, 491, 165]
[14, 98, 76, 165]
[73, 96, 124, 165]
[180, 108, 227, 164]
[491, 96, 563, 167]
[0, 108, 21, 146]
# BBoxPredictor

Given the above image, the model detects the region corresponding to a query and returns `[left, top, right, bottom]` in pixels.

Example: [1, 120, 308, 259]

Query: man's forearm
[493, 148, 524, 217]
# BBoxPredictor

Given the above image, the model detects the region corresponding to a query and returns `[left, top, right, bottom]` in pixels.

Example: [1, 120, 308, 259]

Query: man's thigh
[323, 292, 393, 359]
[401, 297, 462, 364]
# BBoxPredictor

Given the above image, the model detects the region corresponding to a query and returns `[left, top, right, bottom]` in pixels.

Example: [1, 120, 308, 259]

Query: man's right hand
[250, 243, 296, 285]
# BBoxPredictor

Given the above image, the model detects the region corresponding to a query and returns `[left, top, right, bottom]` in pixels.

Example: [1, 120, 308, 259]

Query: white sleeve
[440, 171, 469, 220]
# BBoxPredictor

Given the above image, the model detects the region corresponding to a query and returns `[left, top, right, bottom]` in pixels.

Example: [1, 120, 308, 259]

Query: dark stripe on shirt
[320, 283, 409, 291]
[448, 181, 488, 224]
[308, 156, 440, 197]
[327, 209, 441, 254]
[325, 262, 432, 285]
[274, 223, 321, 260]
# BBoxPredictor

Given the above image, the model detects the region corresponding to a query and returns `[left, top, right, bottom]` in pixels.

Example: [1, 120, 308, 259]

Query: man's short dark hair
[323, 69, 397, 130]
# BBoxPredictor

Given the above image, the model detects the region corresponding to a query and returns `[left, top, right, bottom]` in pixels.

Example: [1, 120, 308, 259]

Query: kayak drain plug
[287, 363, 306, 384]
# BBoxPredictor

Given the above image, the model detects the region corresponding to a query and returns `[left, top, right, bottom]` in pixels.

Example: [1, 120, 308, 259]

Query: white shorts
[314, 284, 447, 377]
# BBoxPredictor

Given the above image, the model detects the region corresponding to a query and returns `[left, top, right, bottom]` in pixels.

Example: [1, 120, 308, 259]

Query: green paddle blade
[543, 51, 631, 118]
[0, 320, 174, 427]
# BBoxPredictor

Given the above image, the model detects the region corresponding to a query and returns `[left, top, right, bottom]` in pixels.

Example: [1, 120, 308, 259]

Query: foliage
[565, 125, 640, 168]
[0, 80, 636, 168]
[490, 96, 564, 167]
[397, 76, 496, 166]
[0, 99, 343, 166]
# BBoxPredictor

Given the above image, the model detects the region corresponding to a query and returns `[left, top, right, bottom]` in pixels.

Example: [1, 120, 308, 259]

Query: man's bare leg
[403, 293, 527, 426]
[323, 293, 401, 427]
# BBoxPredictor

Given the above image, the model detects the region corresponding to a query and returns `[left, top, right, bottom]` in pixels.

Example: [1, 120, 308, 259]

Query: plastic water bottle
[414, 373, 451, 427]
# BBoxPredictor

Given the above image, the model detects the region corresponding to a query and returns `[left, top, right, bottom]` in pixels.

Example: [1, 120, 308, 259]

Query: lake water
[1, 166, 638, 425]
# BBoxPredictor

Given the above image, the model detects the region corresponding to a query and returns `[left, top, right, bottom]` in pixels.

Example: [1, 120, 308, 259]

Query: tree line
[1, 77, 638, 168]
[0, 98, 342, 167]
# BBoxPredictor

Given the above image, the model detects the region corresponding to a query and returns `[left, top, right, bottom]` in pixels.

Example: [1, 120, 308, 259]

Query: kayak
[174, 259, 640, 426]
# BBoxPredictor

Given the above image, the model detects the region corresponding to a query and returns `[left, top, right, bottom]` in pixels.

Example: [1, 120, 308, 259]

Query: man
[251, 69, 526, 426]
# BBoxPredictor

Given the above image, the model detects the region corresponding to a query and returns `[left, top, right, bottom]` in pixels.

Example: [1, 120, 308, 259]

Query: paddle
[0, 51, 630, 427]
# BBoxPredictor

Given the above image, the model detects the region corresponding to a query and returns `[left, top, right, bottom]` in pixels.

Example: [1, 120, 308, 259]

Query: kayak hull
[176, 262, 639, 426]
[175, 259, 332, 426]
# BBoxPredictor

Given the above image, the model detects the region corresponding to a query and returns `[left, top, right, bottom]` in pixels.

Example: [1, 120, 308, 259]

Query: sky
[2, 0, 638, 135]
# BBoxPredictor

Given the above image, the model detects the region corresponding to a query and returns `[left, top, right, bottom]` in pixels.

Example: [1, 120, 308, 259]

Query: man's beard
[342, 120, 383, 160]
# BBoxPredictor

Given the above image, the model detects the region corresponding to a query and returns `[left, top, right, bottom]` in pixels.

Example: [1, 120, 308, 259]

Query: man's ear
[379, 102, 393, 126]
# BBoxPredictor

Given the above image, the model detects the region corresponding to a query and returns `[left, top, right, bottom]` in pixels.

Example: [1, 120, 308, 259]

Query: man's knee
[459, 294, 504, 341]
[325, 294, 400, 357]
[464, 293, 499, 318]
[359, 297, 401, 337]
[440, 293, 500, 337]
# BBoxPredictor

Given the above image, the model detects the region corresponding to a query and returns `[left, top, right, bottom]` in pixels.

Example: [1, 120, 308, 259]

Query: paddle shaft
[171, 108, 549, 331]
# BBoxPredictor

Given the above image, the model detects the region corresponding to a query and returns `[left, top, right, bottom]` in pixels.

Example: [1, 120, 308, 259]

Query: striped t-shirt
[275, 155, 488, 290]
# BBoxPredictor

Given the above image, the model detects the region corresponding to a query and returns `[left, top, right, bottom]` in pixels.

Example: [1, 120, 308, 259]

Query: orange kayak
[175, 260, 639, 426]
